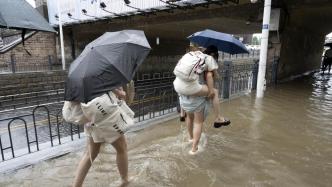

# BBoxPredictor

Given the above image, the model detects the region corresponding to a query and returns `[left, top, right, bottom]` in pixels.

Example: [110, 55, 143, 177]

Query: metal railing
[0, 104, 81, 161]
[0, 52, 259, 75]
[0, 59, 278, 162]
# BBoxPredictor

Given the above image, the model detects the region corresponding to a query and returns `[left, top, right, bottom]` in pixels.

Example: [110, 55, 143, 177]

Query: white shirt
[204, 54, 218, 71]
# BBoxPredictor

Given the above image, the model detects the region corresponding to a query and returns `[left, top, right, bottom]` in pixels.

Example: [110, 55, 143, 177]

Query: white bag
[173, 51, 207, 81]
[80, 91, 135, 135]
[62, 101, 89, 125]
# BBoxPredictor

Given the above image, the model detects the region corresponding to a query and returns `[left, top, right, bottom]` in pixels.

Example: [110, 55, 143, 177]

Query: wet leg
[73, 137, 101, 187]
[186, 112, 194, 142]
[111, 135, 128, 185]
[191, 111, 204, 153]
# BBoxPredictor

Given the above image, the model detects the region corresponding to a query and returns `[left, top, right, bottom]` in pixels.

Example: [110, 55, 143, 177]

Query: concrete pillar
[278, 27, 325, 80]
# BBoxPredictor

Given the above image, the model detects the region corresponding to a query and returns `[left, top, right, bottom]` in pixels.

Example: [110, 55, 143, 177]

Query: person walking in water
[322, 46, 332, 74]
[174, 43, 230, 128]
[72, 85, 134, 187]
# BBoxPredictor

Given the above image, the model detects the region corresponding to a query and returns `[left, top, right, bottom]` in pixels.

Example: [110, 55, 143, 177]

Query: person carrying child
[173, 43, 230, 127]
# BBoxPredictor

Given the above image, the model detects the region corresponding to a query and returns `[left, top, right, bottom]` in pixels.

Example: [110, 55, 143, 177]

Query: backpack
[173, 51, 207, 81]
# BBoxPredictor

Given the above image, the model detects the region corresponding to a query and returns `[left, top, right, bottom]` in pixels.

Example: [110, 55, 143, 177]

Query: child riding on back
[173, 43, 230, 127]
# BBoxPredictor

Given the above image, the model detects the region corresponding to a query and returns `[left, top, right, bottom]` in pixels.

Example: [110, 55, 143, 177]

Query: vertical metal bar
[7, 119, 16, 158]
[56, 110, 62, 145]
[57, 0, 66, 70]
[70, 123, 74, 141]
[48, 55, 53, 70]
[152, 89, 156, 118]
[34, 106, 52, 147]
[171, 89, 174, 112]
[159, 91, 162, 116]
[167, 90, 171, 113]
[222, 61, 232, 99]
[271, 57, 279, 85]
[138, 94, 141, 122]
[149, 93, 152, 119]
[0, 136, 4, 161]
[162, 91, 166, 115]
[142, 95, 146, 121]
[10, 54, 16, 74]
[21, 119, 32, 153]
[77, 125, 81, 138]
[252, 61, 259, 90]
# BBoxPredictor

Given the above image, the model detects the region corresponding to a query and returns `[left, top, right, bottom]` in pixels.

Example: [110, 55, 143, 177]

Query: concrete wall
[58, 28, 189, 73]
[0, 71, 66, 96]
[278, 27, 325, 79]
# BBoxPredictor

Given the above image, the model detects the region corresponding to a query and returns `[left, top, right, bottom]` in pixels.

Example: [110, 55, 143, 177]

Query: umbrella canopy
[65, 30, 151, 103]
[0, 0, 55, 32]
[188, 29, 249, 54]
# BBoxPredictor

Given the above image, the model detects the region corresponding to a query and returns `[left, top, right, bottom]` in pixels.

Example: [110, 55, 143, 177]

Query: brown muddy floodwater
[0, 73, 332, 187]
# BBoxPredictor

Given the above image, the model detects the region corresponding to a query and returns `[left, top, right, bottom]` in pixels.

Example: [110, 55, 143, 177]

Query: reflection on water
[0, 73, 332, 187]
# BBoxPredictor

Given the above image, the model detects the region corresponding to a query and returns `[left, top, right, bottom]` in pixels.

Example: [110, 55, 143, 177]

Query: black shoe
[180, 113, 186, 122]
[214, 118, 231, 128]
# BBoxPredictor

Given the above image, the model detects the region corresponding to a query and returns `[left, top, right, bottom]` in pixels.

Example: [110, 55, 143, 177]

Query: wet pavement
[0, 72, 331, 187]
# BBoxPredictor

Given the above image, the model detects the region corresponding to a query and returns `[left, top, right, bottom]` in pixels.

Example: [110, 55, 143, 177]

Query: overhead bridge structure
[47, 0, 332, 80]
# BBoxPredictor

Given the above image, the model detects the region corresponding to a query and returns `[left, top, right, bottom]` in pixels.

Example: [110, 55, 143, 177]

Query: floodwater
[0, 73, 332, 187]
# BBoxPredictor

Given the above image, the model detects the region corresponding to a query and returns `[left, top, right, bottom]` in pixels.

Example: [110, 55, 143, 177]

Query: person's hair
[189, 42, 200, 51]
[203, 45, 219, 60]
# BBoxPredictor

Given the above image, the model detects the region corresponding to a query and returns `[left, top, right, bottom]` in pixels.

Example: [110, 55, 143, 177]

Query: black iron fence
[0, 104, 81, 161]
[0, 59, 279, 162]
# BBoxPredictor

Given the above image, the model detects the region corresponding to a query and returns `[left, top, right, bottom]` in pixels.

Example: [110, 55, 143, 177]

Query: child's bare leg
[180, 108, 185, 117]
[211, 89, 231, 127]
[192, 85, 209, 97]
[211, 88, 223, 121]
[73, 137, 101, 187]
[180, 108, 186, 121]
[193, 86, 223, 121]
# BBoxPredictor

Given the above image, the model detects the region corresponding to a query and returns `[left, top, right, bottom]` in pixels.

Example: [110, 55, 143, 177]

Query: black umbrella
[64, 30, 151, 103]
[0, 0, 55, 32]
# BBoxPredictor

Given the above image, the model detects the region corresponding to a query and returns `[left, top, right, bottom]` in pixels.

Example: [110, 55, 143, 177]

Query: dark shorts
[323, 58, 332, 65]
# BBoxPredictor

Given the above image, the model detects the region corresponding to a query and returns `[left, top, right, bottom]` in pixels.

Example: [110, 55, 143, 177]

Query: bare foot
[189, 147, 199, 155]
[118, 179, 130, 187]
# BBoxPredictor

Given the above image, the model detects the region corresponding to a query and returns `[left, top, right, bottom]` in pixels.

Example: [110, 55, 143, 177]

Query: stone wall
[0, 32, 57, 67]
[0, 71, 67, 96]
